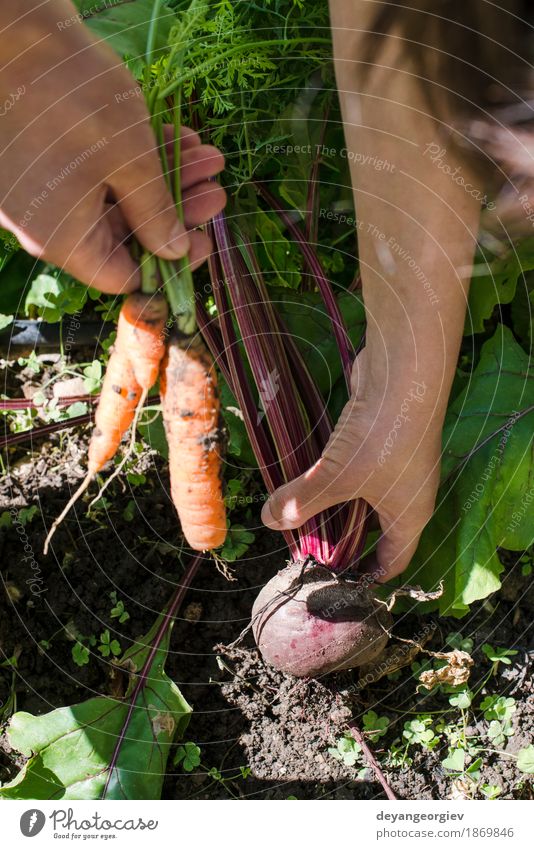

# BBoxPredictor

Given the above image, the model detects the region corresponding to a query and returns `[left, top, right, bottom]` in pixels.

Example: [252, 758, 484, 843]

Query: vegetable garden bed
[0, 427, 532, 800]
[0, 0, 533, 802]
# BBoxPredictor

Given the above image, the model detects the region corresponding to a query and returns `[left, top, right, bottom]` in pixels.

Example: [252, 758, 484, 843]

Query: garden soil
[0, 422, 532, 801]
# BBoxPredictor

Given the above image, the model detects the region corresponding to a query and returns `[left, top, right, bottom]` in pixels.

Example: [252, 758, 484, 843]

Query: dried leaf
[385, 583, 444, 611]
[419, 650, 474, 688]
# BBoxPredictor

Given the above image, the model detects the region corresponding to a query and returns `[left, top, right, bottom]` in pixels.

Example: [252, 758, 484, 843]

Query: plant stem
[102, 553, 203, 798]
[349, 724, 397, 800]
[145, 0, 165, 67]
[159, 37, 332, 98]
[140, 251, 159, 294]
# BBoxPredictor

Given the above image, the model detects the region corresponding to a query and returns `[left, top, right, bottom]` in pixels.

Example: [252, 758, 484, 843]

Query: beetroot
[252, 561, 392, 678]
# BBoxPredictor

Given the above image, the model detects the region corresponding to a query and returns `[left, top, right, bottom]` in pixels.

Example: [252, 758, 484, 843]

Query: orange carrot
[44, 293, 168, 554]
[116, 292, 169, 390]
[87, 354, 142, 474]
[160, 331, 227, 551]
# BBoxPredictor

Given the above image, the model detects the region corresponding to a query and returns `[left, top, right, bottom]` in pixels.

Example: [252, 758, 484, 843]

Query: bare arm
[0, 0, 225, 292]
[263, 0, 481, 579]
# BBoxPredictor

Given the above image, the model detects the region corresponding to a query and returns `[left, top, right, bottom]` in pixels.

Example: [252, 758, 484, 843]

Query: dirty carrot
[120, 291, 169, 391]
[43, 292, 168, 554]
[160, 330, 227, 551]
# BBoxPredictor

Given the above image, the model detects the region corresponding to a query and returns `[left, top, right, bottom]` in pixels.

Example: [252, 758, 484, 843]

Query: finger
[179, 145, 225, 191]
[359, 516, 425, 582]
[188, 230, 214, 270]
[162, 124, 202, 154]
[261, 457, 352, 531]
[182, 183, 227, 228]
[59, 219, 140, 294]
[108, 134, 190, 260]
[162, 128, 224, 184]
[102, 124, 202, 203]
[104, 203, 130, 245]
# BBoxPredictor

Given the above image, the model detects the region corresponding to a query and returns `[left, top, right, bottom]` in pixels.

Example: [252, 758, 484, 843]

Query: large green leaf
[24, 273, 87, 322]
[0, 614, 191, 800]
[75, 0, 174, 64]
[466, 239, 534, 334]
[274, 287, 366, 395]
[137, 408, 169, 460]
[256, 209, 302, 289]
[405, 325, 534, 615]
[220, 380, 257, 467]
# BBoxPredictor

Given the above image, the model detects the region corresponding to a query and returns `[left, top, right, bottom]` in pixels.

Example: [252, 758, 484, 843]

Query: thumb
[360, 514, 425, 583]
[109, 139, 190, 260]
[262, 457, 352, 531]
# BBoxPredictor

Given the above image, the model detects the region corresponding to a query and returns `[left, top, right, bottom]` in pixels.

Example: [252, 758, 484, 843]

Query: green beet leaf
[74, 0, 174, 68]
[0, 614, 191, 800]
[466, 238, 534, 334]
[405, 325, 534, 615]
[274, 287, 366, 396]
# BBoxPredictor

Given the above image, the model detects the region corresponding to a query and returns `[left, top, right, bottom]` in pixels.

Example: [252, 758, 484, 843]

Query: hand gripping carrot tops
[44, 1, 228, 556]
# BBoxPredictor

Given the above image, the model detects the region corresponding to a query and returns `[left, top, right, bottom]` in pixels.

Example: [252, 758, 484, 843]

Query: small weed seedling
[362, 710, 390, 741]
[517, 745, 534, 774]
[446, 631, 474, 654]
[480, 695, 516, 747]
[109, 591, 130, 624]
[328, 734, 362, 767]
[482, 644, 518, 676]
[72, 637, 96, 668]
[481, 783, 502, 799]
[219, 524, 255, 562]
[403, 716, 438, 750]
[98, 630, 122, 659]
[174, 742, 201, 772]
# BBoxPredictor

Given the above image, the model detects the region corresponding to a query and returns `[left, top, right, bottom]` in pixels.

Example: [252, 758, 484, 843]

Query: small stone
[53, 377, 86, 399]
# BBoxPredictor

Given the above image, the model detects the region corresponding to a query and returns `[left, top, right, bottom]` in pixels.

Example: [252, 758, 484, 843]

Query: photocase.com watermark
[319, 212, 439, 305]
[518, 193, 534, 229]
[322, 565, 388, 621]
[19, 138, 108, 230]
[378, 380, 427, 465]
[462, 410, 520, 513]
[10, 506, 47, 597]
[20, 809, 46, 837]
[224, 491, 269, 508]
[63, 310, 82, 355]
[423, 143, 496, 209]
[368, 222, 440, 306]
[0, 84, 26, 118]
[19, 807, 159, 837]
[507, 483, 534, 532]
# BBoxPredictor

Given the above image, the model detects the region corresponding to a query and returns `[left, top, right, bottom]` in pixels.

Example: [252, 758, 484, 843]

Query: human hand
[262, 349, 444, 582]
[0, 1, 225, 293]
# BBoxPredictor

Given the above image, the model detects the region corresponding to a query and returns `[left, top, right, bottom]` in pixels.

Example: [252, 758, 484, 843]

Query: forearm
[0, 1, 101, 86]
[330, 1, 480, 421]
[0, 0, 78, 30]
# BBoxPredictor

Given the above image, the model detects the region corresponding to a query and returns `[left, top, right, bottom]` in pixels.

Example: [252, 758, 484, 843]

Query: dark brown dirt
[0, 424, 533, 801]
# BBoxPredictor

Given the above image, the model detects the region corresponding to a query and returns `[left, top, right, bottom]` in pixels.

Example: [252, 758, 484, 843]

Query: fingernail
[168, 221, 190, 257]
[261, 500, 281, 530]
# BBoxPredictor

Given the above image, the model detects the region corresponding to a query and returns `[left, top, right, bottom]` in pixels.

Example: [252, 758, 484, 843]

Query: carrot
[43, 293, 168, 554]
[117, 291, 169, 391]
[87, 354, 142, 473]
[160, 331, 227, 551]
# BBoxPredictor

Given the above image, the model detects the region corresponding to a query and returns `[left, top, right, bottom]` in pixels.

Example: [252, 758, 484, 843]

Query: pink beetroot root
[252, 560, 392, 678]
